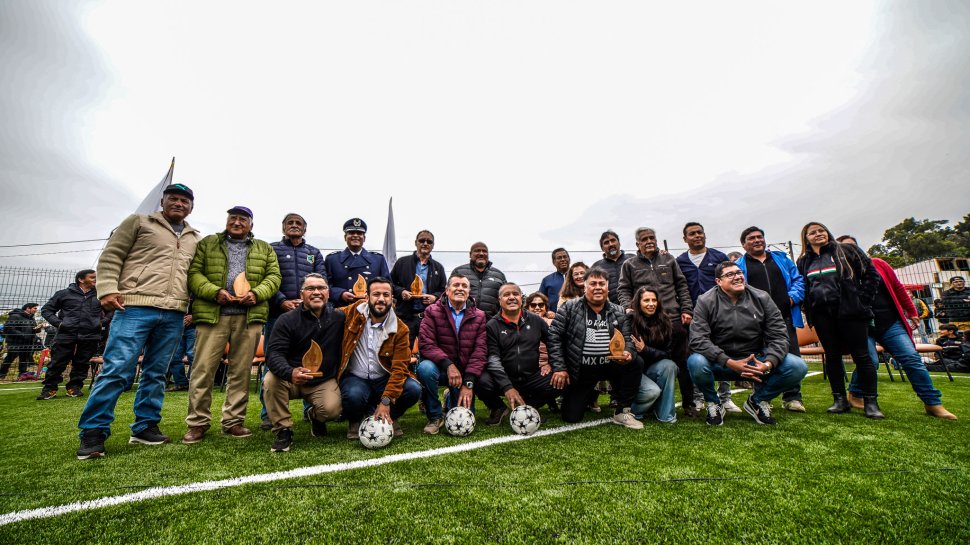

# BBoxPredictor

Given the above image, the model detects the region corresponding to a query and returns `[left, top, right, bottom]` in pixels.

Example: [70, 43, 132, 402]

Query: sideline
[0, 418, 610, 526]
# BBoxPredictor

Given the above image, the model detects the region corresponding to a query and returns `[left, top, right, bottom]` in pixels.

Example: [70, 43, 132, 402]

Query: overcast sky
[1, 0, 967, 287]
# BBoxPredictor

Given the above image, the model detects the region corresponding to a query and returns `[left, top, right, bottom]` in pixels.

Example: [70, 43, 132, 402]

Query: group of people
[16, 183, 956, 459]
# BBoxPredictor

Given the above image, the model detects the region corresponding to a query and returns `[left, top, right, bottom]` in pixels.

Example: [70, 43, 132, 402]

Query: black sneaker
[310, 419, 327, 437]
[77, 430, 106, 460]
[36, 389, 56, 400]
[129, 425, 172, 445]
[485, 406, 509, 426]
[744, 396, 777, 425]
[706, 402, 724, 426]
[259, 418, 273, 431]
[66, 386, 84, 397]
[272, 428, 294, 452]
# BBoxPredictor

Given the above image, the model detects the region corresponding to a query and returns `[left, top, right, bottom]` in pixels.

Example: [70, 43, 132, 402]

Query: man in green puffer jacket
[183, 206, 281, 444]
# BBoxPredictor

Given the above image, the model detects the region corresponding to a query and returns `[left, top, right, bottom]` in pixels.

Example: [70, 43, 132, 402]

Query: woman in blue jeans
[836, 236, 957, 420]
[628, 287, 678, 423]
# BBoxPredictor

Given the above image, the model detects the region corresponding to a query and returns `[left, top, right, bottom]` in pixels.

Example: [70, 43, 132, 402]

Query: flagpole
[382, 197, 397, 269]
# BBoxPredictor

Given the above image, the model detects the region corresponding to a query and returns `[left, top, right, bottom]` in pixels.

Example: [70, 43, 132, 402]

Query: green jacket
[189, 231, 282, 325]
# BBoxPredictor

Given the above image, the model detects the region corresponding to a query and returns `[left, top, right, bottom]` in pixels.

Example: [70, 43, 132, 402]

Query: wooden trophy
[352, 274, 368, 299]
[607, 329, 626, 361]
[232, 272, 251, 301]
[410, 274, 424, 296]
[302, 340, 323, 378]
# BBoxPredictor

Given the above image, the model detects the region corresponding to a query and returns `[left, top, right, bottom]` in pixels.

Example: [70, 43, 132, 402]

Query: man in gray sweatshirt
[687, 261, 807, 426]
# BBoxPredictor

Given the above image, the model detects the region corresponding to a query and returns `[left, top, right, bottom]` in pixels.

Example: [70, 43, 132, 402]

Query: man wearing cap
[76, 183, 200, 459]
[325, 218, 390, 305]
[258, 212, 326, 430]
[182, 206, 281, 444]
[941, 276, 970, 330]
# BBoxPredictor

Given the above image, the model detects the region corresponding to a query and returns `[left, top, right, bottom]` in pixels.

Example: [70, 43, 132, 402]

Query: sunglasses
[528, 302, 546, 309]
[417, 238, 434, 244]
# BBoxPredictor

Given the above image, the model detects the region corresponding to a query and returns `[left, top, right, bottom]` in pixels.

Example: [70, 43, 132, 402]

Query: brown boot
[925, 404, 958, 420]
[181, 425, 208, 444]
[223, 424, 253, 438]
[846, 392, 864, 410]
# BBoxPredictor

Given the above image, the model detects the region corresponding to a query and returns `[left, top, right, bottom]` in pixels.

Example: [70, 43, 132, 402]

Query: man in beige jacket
[76, 184, 200, 460]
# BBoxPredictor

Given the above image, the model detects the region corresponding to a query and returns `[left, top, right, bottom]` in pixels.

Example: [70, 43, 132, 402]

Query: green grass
[0, 364, 968, 544]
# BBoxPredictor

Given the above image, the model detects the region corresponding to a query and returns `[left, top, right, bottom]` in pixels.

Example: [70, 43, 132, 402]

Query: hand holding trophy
[302, 340, 323, 378]
[352, 274, 367, 299]
[607, 329, 629, 363]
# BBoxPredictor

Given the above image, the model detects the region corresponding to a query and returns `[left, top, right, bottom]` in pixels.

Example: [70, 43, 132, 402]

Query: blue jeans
[78, 307, 185, 437]
[851, 319, 942, 406]
[688, 352, 808, 404]
[167, 326, 196, 387]
[632, 358, 678, 423]
[416, 359, 464, 420]
[340, 374, 422, 422]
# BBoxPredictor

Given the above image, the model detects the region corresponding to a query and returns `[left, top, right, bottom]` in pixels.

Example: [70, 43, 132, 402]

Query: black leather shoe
[863, 397, 885, 419]
[827, 394, 852, 414]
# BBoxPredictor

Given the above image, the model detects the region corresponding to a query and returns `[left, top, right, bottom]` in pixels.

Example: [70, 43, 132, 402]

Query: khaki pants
[263, 372, 341, 432]
[186, 315, 262, 431]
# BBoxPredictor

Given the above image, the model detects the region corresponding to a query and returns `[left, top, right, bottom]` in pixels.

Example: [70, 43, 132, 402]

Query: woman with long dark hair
[797, 222, 884, 418]
[628, 286, 679, 423]
[558, 262, 589, 305]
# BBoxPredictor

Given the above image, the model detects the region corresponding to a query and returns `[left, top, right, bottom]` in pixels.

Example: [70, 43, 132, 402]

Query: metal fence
[0, 266, 76, 316]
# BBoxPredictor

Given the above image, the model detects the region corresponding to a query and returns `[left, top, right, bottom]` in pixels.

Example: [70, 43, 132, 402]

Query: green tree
[867, 216, 970, 267]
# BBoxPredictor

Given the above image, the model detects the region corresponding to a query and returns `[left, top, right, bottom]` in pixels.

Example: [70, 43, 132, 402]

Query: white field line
[0, 418, 611, 526]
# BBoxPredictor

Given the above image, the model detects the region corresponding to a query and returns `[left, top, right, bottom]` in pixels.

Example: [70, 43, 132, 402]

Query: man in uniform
[325, 218, 390, 305]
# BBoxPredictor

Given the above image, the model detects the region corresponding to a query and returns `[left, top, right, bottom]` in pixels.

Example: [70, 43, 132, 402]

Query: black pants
[42, 339, 98, 391]
[477, 369, 558, 411]
[1, 348, 35, 376]
[561, 358, 643, 423]
[669, 318, 693, 407]
[811, 308, 877, 397]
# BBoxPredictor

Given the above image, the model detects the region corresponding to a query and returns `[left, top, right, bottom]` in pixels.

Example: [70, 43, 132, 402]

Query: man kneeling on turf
[337, 277, 422, 440]
[264, 273, 345, 452]
[688, 262, 808, 426]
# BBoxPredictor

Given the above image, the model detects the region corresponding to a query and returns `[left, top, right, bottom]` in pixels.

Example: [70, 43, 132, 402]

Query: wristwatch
[380, 396, 392, 406]
[464, 380, 474, 389]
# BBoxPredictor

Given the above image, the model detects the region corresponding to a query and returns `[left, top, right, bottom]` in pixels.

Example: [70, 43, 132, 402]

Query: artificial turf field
[0, 363, 967, 544]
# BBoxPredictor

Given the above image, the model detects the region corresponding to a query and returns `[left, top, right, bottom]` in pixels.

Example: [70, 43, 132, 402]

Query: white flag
[134, 157, 175, 215]
[382, 197, 397, 269]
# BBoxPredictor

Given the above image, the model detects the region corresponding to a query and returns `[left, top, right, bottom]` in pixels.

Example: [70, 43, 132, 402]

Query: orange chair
[219, 335, 265, 392]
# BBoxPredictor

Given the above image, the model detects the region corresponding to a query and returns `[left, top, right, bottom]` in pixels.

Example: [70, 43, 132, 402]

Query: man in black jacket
[1, 303, 42, 381]
[687, 262, 808, 426]
[38, 270, 108, 399]
[390, 229, 447, 345]
[450, 242, 507, 318]
[477, 283, 558, 425]
[263, 273, 345, 452]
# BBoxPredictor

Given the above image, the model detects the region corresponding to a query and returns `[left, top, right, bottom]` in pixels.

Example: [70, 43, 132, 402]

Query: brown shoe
[422, 417, 444, 435]
[393, 421, 404, 437]
[925, 404, 958, 420]
[846, 392, 864, 410]
[181, 426, 208, 444]
[223, 424, 253, 438]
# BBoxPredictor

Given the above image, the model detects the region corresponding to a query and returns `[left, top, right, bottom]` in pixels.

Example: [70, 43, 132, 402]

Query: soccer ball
[358, 416, 394, 449]
[509, 405, 541, 435]
[444, 407, 476, 437]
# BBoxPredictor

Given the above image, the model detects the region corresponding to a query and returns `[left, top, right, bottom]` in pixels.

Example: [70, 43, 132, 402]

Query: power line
[0, 238, 108, 248]
[0, 248, 104, 258]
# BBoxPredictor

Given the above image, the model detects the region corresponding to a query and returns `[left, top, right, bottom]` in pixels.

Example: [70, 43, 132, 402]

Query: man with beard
[337, 277, 422, 439]
[264, 273, 345, 452]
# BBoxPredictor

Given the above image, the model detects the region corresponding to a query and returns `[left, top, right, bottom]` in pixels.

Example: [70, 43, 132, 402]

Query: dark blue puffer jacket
[269, 238, 326, 318]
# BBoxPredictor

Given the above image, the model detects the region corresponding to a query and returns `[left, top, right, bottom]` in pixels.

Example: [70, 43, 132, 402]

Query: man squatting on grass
[548, 267, 644, 429]
[688, 261, 809, 426]
[264, 273, 345, 453]
[76, 183, 200, 460]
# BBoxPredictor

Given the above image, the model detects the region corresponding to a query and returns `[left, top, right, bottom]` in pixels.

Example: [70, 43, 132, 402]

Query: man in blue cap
[324, 218, 390, 305]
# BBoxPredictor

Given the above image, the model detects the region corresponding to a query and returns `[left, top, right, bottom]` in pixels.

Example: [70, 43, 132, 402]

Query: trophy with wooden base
[302, 340, 323, 378]
[410, 274, 424, 297]
[232, 272, 251, 301]
[607, 329, 627, 361]
[352, 274, 367, 299]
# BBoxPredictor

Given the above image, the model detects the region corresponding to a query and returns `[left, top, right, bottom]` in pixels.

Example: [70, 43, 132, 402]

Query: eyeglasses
[528, 302, 546, 309]
[302, 286, 329, 292]
[417, 238, 434, 244]
[719, 271, 744, 280]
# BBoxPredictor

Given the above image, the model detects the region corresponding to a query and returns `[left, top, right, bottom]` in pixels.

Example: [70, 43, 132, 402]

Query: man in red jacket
[415, 273, 488, 434]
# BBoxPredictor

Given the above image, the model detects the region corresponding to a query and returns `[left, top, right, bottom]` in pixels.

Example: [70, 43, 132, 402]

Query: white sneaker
[722, 399, 743, 414]
[693, 398, 705, 412]
[612, 409, 644, 430]
[783, 400, 806, 413]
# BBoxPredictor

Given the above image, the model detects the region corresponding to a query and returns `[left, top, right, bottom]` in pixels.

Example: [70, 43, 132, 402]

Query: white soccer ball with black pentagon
[445, 407, 476, 437]
[509, 405, 541, 435]
[358, 416, 394, 449]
